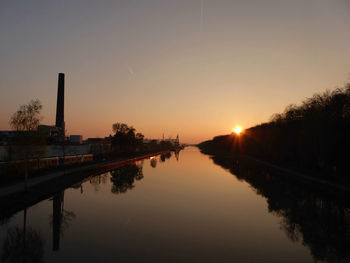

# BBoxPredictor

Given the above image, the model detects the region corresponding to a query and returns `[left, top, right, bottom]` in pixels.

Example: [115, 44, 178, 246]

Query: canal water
[0, 147, 349, 262]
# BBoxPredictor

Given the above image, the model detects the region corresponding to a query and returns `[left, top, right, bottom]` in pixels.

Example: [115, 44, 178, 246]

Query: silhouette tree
[8, 99, 46, 189]
[112, 123, 134, 134]
[199, 83, 350, 179]
[10, 99, 42, 132]
[111, 123, 144, 154]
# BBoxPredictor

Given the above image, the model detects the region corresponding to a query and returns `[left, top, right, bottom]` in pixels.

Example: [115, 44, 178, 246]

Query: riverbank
[198, 146, 350, 195]
[0, 150, 169, 219]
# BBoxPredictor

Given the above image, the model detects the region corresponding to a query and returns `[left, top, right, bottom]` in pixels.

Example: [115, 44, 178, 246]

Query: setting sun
[233, 126, 243, 135]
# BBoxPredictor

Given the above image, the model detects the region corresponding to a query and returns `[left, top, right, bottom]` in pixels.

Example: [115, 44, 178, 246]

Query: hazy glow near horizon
[1, 1, 350, 143]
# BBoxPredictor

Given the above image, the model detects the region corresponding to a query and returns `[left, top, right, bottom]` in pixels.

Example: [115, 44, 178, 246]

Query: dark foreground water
[0, 147, 349, 263]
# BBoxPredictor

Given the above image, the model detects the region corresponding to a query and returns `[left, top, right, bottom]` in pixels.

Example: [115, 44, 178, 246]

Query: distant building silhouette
[37, 73, 69, 143]
[69, 135, 83, 144]
[38, 125, 60, 137]
[55, 73, 65, 139]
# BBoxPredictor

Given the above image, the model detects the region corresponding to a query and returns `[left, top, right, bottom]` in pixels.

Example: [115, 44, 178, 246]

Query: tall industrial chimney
[55, 73, 65, 137]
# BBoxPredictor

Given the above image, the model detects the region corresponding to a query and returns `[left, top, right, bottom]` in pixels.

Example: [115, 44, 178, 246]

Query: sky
[1, 0, 350, 143]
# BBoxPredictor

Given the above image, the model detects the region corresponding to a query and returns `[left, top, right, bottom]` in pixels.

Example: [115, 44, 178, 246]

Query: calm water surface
[0, 147, 349, 262]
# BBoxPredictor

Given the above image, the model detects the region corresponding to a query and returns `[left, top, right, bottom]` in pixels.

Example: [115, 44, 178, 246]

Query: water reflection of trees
[150, 158, 157, 168]
[2, 209, 44, 263]
[110, 164, 144, 194]
[210, 155, 350, 263]
[160, 152, 172, 163]
[2, 226, 44, 263]
[160, 154, 166, 162]
[89, 173, 109, 192]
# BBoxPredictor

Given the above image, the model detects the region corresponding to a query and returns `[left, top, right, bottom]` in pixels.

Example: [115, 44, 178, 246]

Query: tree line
[1, 100, 173, 185]
[110, 122, 173, 156]
[199, 83, 350, 181]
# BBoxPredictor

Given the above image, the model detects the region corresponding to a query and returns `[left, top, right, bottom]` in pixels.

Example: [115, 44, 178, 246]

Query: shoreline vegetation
[198, 83, 350, 186]
[1, 122, 179, 185]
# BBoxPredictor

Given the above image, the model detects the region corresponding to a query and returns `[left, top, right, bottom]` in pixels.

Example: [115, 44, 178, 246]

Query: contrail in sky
[200, 0, 204, 32]
[127, 65, 134, 75]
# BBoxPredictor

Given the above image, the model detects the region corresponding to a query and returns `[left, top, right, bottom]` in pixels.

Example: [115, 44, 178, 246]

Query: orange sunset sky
[1, 0, 350, 143]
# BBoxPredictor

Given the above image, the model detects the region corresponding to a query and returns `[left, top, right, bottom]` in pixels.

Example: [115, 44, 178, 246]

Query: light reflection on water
[0, 148, 349, 263]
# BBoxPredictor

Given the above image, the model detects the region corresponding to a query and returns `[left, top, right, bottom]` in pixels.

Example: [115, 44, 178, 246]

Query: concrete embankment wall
[0, 144, 111, 161]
